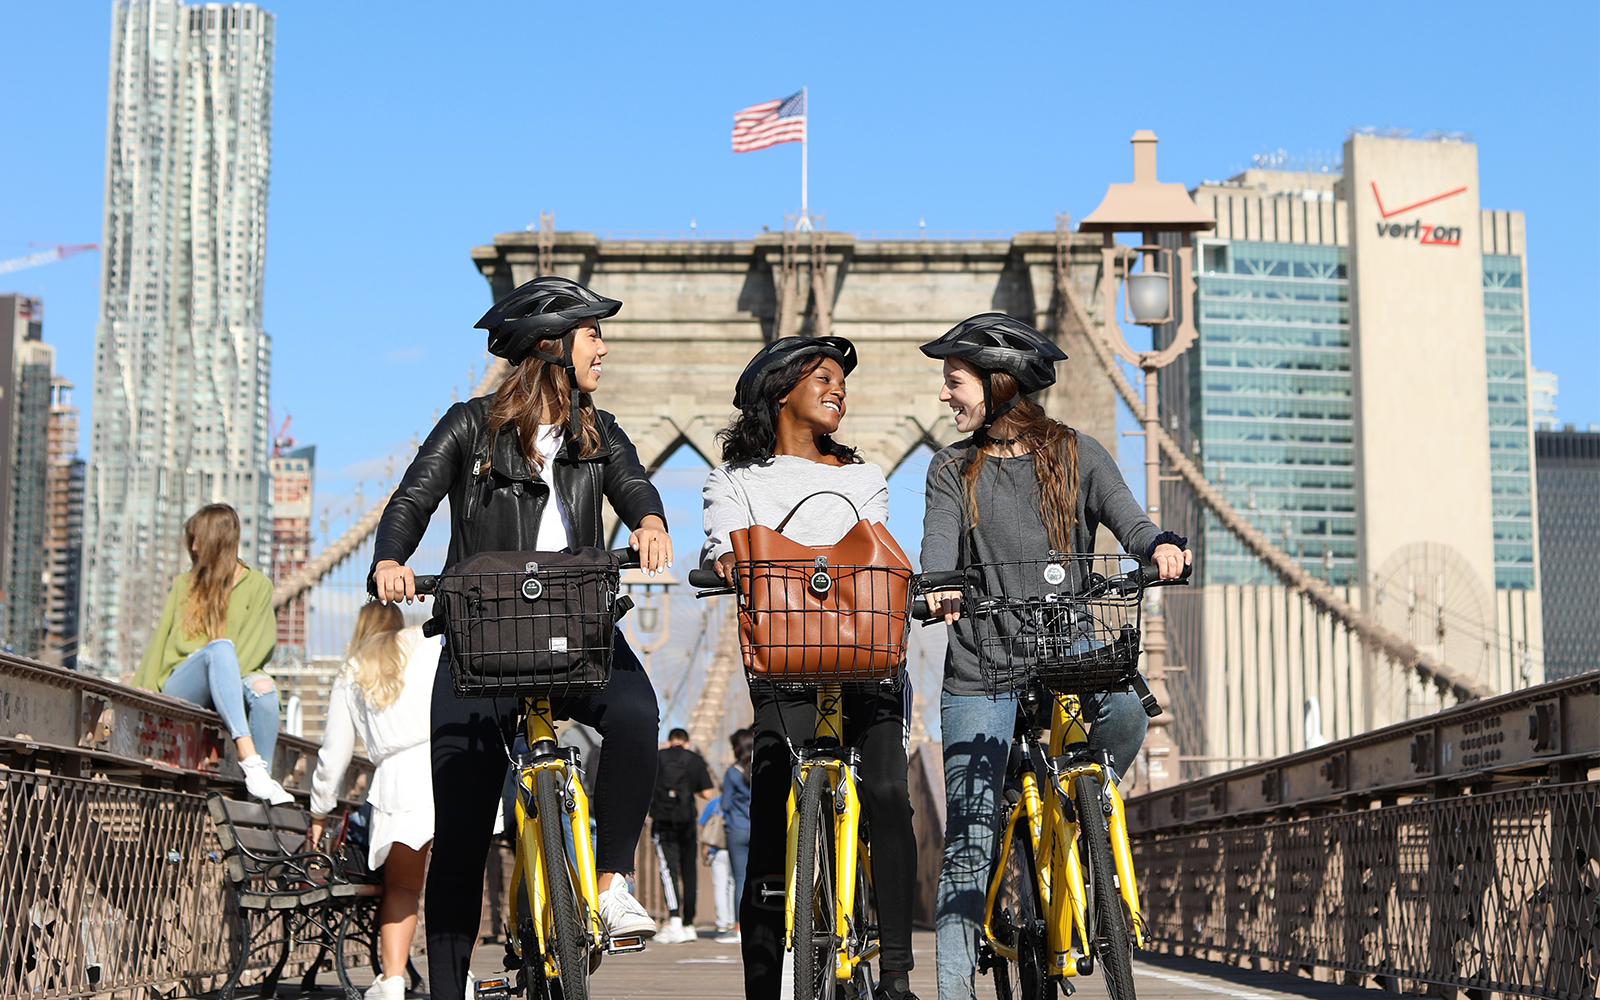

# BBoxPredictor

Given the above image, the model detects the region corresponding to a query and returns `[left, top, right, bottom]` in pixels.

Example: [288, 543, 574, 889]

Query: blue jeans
[160, 639, 281, 764]
[934, 688, 1148, 1000]
[725, 823, 750, 918]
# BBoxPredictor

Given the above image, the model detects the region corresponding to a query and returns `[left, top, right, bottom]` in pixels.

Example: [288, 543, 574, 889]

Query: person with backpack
[917, 314, 1190, 1000]
[368, 275, 671, 1000]
[651, 727, 715, 943]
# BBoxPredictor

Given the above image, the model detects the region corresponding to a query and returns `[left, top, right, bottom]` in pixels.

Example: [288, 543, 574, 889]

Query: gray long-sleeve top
[700, 456, 890, 565]
[920, 431, 1161, 696]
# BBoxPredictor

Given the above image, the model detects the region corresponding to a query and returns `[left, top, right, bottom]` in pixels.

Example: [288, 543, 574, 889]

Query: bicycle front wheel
[1076, 773, 1135, 1000]
[536, 768, 590, 1000]
[990, 795, 1047, 1000]
[792, 765, 839, 1000]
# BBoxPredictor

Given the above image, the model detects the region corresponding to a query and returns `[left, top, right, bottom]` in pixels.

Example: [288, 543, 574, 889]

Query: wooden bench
[208, 795, 385, 1000]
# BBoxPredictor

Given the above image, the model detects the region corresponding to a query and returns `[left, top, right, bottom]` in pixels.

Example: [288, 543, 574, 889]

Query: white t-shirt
[533, 425, 574, 551]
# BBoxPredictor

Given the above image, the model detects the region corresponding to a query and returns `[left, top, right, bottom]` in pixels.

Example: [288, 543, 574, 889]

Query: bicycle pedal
[1057, 977, 1076, 996]
[605, 935, 647, 954]
[473, 976, 512, 1000]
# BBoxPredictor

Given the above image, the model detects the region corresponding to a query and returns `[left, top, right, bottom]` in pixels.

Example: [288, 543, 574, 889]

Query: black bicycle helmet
[474, 276, 622, 444]
[920, 313, 1067, 429]
[732, 335, 858, 408]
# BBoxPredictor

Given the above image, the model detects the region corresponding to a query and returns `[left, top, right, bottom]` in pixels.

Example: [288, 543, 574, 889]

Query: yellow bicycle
[690, 561, 909, 1000]
[417, 549, 648, 1000]
[918, 553, 1186, 1000]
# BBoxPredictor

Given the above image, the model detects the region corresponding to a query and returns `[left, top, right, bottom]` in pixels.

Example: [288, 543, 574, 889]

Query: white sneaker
[240, 755, 293, 805]
[364, 975, 404, 1000]
[714, 929, 741, 944]
[596, 881, 656, 940]
[656, 916, 692, 943]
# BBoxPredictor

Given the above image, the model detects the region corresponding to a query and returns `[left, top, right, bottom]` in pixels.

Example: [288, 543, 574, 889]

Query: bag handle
[773, 490, 862, 534]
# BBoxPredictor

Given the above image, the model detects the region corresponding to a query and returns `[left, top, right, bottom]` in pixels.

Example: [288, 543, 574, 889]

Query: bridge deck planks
[451, 930, 1375, 1000]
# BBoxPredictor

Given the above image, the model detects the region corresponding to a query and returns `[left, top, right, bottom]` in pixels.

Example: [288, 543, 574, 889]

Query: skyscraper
[0, 294, 58, 656]
[1159, 134, 1543, 774]
[83, 1, 275, 676]
[45, 378, 84, 668]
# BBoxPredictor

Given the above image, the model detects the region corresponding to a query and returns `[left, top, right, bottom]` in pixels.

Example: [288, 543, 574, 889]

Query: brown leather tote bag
[729, 491, 913, 682]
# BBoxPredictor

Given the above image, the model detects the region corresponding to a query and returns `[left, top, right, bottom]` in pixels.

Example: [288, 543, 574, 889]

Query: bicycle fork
[782, 683, 874, 982]
[506, 699, 615, 980]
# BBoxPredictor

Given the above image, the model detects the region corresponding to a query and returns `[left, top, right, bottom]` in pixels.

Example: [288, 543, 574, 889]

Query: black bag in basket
[432, 547, 626, 697]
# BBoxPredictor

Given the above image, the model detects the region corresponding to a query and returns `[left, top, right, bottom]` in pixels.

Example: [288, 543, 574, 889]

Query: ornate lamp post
[620, 567, 679, 673]
[1080, 130, 1215, 791]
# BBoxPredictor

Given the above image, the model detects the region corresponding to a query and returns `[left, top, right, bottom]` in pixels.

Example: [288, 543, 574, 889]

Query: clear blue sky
[3, 0, 1596, 541]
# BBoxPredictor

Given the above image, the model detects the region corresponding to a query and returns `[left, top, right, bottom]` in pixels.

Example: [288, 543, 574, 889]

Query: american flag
[731, 90, 806, 153]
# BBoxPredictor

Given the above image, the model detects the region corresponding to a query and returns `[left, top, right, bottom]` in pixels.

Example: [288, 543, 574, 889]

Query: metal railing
[1127, 672, 1600, 998]
[589, 228, 1017, 243]
[0, 770, 360, 1000]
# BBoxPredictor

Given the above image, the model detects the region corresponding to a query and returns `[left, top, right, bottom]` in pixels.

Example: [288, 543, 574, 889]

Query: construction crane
[0, 243, 98, 276]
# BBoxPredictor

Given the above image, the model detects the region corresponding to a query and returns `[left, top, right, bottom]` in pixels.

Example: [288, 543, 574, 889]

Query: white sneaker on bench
[241, 755, 293, 805]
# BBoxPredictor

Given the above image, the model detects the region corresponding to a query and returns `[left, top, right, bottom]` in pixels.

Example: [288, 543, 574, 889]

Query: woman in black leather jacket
[369, 276, 671, 1000]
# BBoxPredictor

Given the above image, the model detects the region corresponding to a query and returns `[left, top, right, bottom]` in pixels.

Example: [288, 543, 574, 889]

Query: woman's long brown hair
[182, 504, 241, 641]
[486, 338, 601, 472]
[346, 601, 407, 709]
[949, 368, 1080, 552]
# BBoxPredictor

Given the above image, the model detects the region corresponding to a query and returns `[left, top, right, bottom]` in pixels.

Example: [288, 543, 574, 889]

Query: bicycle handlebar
[908, 559, 1193, 623]
[410, 548, 642, 598]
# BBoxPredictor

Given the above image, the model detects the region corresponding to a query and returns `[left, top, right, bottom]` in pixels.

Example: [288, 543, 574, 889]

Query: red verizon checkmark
[1371, 181, 1468, 219]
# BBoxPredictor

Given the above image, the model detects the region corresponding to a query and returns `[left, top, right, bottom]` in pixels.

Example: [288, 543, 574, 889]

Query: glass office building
[1483, 253, 1536, 589]
[1187, 239, 1355, 585]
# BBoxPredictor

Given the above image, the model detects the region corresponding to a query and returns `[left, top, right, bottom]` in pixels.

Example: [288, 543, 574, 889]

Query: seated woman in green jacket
[133, 503, 291, 804]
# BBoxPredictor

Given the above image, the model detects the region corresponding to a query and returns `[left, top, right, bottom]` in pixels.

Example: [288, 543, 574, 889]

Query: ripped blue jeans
[160, 639, 281, 763]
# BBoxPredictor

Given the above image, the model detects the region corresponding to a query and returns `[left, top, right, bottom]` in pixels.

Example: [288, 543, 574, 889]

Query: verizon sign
[1371, 182, 1467, 246]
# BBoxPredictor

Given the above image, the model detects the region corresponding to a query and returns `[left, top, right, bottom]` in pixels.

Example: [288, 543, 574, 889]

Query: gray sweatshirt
[701, 456, 891, 564]
[920, 431, 1160, 696]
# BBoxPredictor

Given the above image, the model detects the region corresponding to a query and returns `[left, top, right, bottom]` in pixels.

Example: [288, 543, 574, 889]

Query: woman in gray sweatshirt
[917, 313, 1190, 1000]
[701, 335, 923, 1000]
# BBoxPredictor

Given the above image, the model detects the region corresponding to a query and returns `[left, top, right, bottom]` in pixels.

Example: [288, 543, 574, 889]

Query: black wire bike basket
[962, 553, 1145, 698]
[431, 547, 626, 699]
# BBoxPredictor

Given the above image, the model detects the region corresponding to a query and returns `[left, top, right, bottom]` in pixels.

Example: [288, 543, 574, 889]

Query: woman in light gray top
[918, 313, 1190, 1000]
[701, 336, 923, 1000]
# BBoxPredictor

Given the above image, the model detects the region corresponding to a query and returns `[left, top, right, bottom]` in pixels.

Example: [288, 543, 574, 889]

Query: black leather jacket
[369, 398, 667, 586]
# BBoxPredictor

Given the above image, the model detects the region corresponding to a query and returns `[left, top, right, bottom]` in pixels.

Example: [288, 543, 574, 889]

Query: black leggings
[425, 631, 659, 1000]
[740, 679, 916, 999]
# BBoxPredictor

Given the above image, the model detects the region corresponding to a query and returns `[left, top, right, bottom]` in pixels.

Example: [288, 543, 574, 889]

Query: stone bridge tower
[469, 225, 1121, 493]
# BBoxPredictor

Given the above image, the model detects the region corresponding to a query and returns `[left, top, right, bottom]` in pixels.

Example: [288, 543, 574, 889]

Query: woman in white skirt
[311, 601, 439, 1000]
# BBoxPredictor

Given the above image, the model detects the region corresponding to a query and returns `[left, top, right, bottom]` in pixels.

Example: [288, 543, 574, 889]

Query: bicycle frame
[506, 698, 604, 981]
[782, 682, 880, 984]
[982, 693, 1145, 981]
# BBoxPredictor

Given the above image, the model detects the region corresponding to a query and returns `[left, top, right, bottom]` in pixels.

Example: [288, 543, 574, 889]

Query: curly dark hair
[717, 353, 861, 465]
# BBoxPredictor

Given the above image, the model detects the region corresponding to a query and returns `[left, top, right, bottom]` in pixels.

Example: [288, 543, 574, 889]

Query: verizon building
[1162, 133, 1541, 772]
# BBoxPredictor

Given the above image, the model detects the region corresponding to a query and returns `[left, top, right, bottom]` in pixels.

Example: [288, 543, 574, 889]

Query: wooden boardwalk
[460, 930, 1374, 1000]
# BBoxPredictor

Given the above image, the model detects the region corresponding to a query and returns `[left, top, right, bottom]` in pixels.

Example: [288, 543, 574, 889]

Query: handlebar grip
[413, 575, 439, 596]
[687, 568, 726, 589]
[918, 570, 964, 591]
[1136, 560, 1194, 587]
[608, 547, 642, 569]
[911, 600, 934, 622]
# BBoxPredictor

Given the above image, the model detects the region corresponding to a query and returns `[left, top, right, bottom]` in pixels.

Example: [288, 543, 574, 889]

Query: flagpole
[799, 85, 810, 231]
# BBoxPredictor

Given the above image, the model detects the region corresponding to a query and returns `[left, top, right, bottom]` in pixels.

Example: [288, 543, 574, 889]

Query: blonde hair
[182, 504, 241, 641]
[346, 601, 407, 708]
